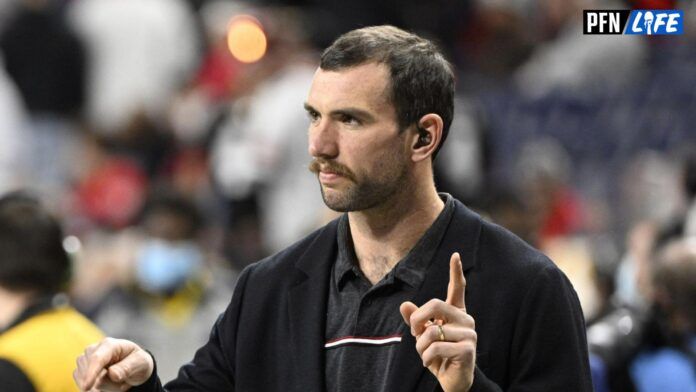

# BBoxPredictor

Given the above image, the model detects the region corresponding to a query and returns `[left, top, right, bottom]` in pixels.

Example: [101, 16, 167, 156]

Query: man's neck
[348, 182, 444, 285]
[0, 288, 32, 331]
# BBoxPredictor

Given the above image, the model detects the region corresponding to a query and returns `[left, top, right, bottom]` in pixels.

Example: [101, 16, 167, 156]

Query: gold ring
[436, 324, 446, 341]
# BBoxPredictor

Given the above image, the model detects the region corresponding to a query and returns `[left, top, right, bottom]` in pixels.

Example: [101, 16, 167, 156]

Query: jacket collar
[385, 200, 482, 391]
[288, 218, 339, 392]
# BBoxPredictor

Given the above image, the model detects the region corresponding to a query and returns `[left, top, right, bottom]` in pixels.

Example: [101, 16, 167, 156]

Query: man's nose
[308, 121, 338, 158]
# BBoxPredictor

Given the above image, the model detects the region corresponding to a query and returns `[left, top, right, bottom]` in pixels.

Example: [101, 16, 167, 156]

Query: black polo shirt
[324, 194, 455, 392]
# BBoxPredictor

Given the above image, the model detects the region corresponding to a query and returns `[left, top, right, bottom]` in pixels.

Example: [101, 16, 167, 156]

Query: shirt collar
[335, 214, 360, 289]
[334, 193, 456, 290]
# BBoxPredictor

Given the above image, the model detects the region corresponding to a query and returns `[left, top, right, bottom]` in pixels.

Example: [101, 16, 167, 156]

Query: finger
[415, 324, 477, 356]
[399, 301, 418, 327]
[86, 368, 108, 391]
[85, 343, 99, 356]
[76, 354, 88, 374]
[107, 349, 153, 386]
[77, 357, 99, 391]
[94, 374, 128, 392]
[82, 339, 122, 390]
[75, 344, 97, 388]
[108, 360, 130, 384]
[73, 368, 81, 390]
[421, 341, 476, 369]
[446, 252, 466, 311]
[409, 299, 468, 336]
[94, 366, 125, 392]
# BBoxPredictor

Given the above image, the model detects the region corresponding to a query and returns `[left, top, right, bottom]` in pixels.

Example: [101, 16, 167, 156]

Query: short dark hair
[0, 191, 70, 294]
[138, 189, 202, 240]
[320, 25, 455, 158]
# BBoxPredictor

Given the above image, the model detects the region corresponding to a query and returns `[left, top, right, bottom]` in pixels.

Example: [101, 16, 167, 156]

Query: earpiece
[414, 127, 431, 148]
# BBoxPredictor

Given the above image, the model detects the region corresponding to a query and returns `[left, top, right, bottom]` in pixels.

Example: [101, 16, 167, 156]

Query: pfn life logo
[583, 10, 683, 35]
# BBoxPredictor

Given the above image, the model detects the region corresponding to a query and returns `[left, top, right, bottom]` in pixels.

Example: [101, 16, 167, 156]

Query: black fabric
[325, 195, 454, 392]
[0, 358, 36, 392]
[134, 199, 592, 391]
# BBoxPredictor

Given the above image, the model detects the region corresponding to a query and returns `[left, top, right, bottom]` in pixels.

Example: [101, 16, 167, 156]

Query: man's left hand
[400, 252, 476, 392]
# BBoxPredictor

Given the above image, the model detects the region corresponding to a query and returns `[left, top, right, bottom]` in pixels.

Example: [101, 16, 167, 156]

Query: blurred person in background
[165, 2, 261, 269]
[483, 185, 538, 246]
[0, 0, 86, 200]
[68, 134, 151, 232]
[169, 0, 247, 126]
[455, 0, 536, 85]
[628, 238, 696, 392]
[512, 137, 603, 340]
[659, 150, 696, 242]
[515, 137, 586, 247]
[67, 0, 198, 137]
[616, 151, 685, 311]
[0, 191, 103, 392]
[588, 150, 696, 391]
[517, 144, 604, 325]
[432, 98, 489, 209]
[211, 6, 329, 261]
[515, 0, 646, 97]
[88, 190, 234, 381]
[65, 0, 200, 196]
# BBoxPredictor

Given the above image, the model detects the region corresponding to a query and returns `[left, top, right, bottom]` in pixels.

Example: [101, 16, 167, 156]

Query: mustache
[308, 159, 356, 181]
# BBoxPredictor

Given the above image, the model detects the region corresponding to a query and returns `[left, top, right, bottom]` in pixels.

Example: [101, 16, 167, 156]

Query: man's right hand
[74, 338, 154, 392]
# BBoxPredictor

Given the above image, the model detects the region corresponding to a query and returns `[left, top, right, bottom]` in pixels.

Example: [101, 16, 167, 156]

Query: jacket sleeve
[0, 358, 36, 392]
[506, 262, 592, 391]
[470, 262, 592, 392]
[132, 265, 254, 391]
[469, 367, 503, 392]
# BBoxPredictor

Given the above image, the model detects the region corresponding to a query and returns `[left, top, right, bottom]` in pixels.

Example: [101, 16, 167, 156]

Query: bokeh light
[226, 15, 267, 64]
[63, 235, 82, 254]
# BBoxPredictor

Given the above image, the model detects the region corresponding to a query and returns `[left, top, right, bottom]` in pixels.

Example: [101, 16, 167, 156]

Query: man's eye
[339, 114, 360, 126]
[306, 110, 320, 122]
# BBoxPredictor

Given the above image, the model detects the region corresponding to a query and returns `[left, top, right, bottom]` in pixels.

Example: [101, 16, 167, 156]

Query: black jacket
[136, 199, 592, 391]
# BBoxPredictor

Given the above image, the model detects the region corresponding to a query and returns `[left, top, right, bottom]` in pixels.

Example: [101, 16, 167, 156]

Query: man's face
[305, 62, 412, 212]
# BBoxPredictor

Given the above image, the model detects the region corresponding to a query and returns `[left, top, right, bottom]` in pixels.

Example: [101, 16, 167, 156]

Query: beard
[309, 150, 410, 212]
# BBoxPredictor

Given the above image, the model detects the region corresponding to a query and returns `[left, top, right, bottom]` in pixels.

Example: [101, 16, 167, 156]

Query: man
[628, 237, 696, 391]
[0, 192, 104, 391]
[75, 25, 592, 391]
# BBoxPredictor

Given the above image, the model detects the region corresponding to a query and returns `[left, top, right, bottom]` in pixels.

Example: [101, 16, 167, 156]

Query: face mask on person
[135, 239, 203, 294]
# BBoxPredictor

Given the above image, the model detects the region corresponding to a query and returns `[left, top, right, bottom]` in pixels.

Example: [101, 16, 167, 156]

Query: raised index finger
[446, 252, 466, 311]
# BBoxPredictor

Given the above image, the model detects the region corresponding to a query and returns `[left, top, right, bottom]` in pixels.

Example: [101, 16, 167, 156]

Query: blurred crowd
[0, 0, 694, 389]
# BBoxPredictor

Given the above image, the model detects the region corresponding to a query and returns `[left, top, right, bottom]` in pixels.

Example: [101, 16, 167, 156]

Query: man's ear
[410, 114, 443, 162]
